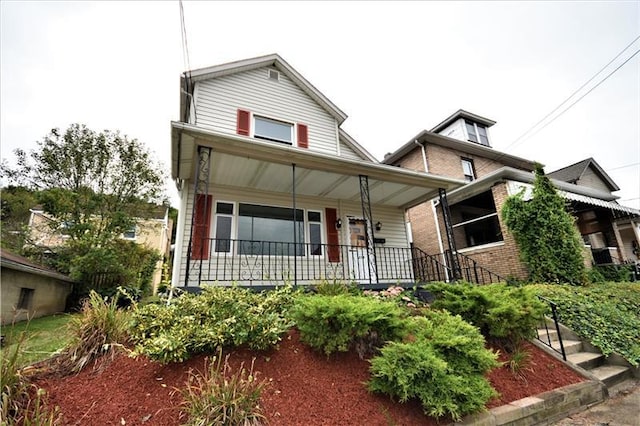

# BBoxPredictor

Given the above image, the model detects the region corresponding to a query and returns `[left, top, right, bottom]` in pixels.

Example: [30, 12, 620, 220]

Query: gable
[577, 164, 616, 193]
[194, 66, 340, 156]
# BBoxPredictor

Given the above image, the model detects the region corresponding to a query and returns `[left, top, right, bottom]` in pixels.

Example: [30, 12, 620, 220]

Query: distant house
[27, 205, 172, 290]
[170, 54, 464, 289]
[384, 110, 640, 281]
[0, 248, 73, 324]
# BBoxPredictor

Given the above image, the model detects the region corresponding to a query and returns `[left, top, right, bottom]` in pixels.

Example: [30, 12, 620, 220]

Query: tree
[1, 124, 166, 250]
[0, 186, 38, 252]
[501, 164, 586, 284]
[1, 125, 167, 299]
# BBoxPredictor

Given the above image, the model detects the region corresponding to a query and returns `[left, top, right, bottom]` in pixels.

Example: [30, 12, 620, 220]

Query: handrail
[444, 249, 504, 284]
[535, 295, 567, 361]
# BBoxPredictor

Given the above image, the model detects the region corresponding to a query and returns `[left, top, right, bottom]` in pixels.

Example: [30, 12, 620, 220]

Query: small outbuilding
[1, 248, 74, 325]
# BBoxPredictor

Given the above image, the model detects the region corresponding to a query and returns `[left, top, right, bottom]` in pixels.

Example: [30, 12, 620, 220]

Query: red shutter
[237, 109, 250, 136]
[192, 194, 212, 260]
[297, 124, 308, 148]
[325, 207, 340, 262]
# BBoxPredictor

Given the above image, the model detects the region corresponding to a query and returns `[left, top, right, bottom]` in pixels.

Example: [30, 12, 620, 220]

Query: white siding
[339, 139, 368, 161]
[437, 118, 467, 141]
[175, 183, 411, 287]
[194, 67, 340, 155]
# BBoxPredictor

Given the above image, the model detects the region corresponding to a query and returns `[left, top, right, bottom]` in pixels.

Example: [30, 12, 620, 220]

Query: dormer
[430, 109, 496, 147]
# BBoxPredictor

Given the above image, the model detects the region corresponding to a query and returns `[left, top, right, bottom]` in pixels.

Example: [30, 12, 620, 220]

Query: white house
[170, 54, 464, 289]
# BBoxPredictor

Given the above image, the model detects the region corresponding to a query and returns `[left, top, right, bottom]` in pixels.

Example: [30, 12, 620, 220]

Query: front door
[348, 218, 371, 282]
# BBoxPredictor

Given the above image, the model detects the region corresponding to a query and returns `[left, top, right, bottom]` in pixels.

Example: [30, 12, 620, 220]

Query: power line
[505, 35, 640, 151]
[473, 35, 640, 176]
[179, 0, 197, 122]
[607, 162, 640, 172]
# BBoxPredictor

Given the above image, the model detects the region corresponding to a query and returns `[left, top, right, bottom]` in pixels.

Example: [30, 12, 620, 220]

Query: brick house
[383, 110, 640, 281]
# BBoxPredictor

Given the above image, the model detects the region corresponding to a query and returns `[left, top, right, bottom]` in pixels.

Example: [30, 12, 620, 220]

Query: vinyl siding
[339, 139, 367, 161]
[194, 67, 340, 155]
[175, 183, 410, 286]
[576, 166, 612, 193]
[437, 119, 466, 141]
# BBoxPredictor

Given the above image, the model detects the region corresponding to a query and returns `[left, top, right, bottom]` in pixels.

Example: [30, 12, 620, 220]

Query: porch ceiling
[172, 122, 465, 209]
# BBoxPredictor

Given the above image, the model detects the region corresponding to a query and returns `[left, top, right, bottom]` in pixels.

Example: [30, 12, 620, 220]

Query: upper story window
[254, 116, 293, 144]
[123, 226, 137, 240]
[237, 109, 308, 148]
[465, 120, 489, 146]
[461, 158, 476, 182]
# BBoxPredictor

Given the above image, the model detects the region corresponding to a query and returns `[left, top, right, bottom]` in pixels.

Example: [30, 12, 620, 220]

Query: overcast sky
[1, 1, 639, 209]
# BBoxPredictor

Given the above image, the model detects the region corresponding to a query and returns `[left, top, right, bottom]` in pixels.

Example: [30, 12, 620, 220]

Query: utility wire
[505, 35, 640, 151]
[473, 35, 640, 176]
[607, 162, 640, 172]
[179, 0, 197, 122]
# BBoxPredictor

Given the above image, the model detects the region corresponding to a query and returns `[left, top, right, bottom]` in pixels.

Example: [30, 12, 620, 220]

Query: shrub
[56, 290, 131, 374]
[313, 279, 360, 296]
[291, 294, 408, 358]
[368, 311, 498, 420]
[1, 332, 60, 425]
[424, 282, 546, 347]
[180, 351, 266, 426]
[131, 286, 297, 363]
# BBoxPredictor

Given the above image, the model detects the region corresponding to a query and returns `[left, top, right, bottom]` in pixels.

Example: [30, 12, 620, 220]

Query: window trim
[464, 120, 489, 146]
[461, 157, 476, 182]
[253, 115, 294, 145]
[307, 209, 324, 257]
[213, 201, 235, 254]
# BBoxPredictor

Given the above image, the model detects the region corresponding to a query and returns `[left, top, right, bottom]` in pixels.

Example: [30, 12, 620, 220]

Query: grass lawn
[1, 314, 75, 366]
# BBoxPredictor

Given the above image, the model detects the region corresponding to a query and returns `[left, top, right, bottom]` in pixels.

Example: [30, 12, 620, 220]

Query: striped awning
[560, 191, 640, 217]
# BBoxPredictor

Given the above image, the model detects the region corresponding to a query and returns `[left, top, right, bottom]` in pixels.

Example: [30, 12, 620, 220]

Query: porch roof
[171, 122, 465, 209]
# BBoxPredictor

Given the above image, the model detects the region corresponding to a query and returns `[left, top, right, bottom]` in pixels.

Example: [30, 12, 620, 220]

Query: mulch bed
[34, 330, 584, 425]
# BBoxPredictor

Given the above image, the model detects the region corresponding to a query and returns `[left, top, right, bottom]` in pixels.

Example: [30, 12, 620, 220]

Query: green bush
[131, 286, 297, 363]
[291, 294, 408, 358]
[368, 311, 498, 420]
[312, 279, 360, 296]
[56, 290, 131, 374]
[531, 282, 640, 366]
[589, 265, 634, 283]
[180, 351, 266, 426]
[424, 282, 546, 346]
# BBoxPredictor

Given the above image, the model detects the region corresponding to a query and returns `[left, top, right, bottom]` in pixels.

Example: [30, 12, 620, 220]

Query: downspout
[414, 139, 428, 173]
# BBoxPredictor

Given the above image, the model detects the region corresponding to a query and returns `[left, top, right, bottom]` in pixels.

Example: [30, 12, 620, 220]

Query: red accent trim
[325, 208, 340, 262]
[192, 194, 212, 260]
[237, 109, 250, 136]
[297, 124, 308, 148]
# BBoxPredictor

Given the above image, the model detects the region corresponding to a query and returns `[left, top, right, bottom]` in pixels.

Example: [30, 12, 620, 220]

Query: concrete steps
[536, 326, 633, 391]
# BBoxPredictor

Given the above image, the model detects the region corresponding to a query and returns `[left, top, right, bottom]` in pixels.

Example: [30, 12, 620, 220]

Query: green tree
[1, 124, 167, 297]
[501, 164, 586, 284]
[2, 124, 166, 248]
[0, 186, 38, 252]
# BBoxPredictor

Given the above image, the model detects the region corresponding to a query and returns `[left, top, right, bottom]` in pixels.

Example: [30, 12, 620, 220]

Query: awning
[560, 191, 640, 217]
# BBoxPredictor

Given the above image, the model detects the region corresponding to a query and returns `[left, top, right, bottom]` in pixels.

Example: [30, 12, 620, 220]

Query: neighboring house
[0, 248, 73, 324]
[170, 54, 464, 289]
[384, 110, 640, 280]
[28, 205, 172, 290]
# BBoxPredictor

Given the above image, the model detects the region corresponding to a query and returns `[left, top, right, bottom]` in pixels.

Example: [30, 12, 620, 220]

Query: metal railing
[535, 295, 567, 361]
[187, 239, 419, 285]
[444, 249, 504, 284]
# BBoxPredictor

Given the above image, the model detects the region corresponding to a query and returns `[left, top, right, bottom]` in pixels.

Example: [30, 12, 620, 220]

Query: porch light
[375, 221, 382, 231]
[335, 218, 342, 229]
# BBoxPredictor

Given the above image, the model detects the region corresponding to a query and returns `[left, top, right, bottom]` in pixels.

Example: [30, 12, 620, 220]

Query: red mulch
[34, 331, 584, 425]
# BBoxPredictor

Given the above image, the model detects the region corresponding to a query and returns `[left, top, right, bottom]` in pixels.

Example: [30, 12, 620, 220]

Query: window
[450, 191, 503, 249]
[123, 226, 136, 240]
[237, 204, 304, 255]
[254, 116, 293, 144]
[214, 202, 234, 253]
[17, 288, 34, 310]
[465, 120, 489, 146]
[461, 158, 475, 182]
[308, 211, 323, 255]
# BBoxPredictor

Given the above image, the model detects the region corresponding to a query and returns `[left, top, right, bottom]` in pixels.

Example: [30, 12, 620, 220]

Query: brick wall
[425, 144, 504, 179]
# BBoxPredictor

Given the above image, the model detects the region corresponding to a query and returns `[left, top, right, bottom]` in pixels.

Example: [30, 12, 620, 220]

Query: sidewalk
[553, 380, 639, 426]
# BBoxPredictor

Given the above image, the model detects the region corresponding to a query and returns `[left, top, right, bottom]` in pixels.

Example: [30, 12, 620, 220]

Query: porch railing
[444, 249, 504, 284]
[188, 238, 419, 285]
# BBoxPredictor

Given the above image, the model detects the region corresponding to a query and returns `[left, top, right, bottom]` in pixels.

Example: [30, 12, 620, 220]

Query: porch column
[185, 146, 212, 287]
[439, 188, 461, 280]
[359, 175, 377, 283]
[292, 163, 298, 287]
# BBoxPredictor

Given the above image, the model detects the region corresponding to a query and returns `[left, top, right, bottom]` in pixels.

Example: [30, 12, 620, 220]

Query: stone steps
[536, 326, 633, 390]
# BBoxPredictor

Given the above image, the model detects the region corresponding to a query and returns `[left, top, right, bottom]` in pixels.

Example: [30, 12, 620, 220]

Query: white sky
[1, 1, 639, 209]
